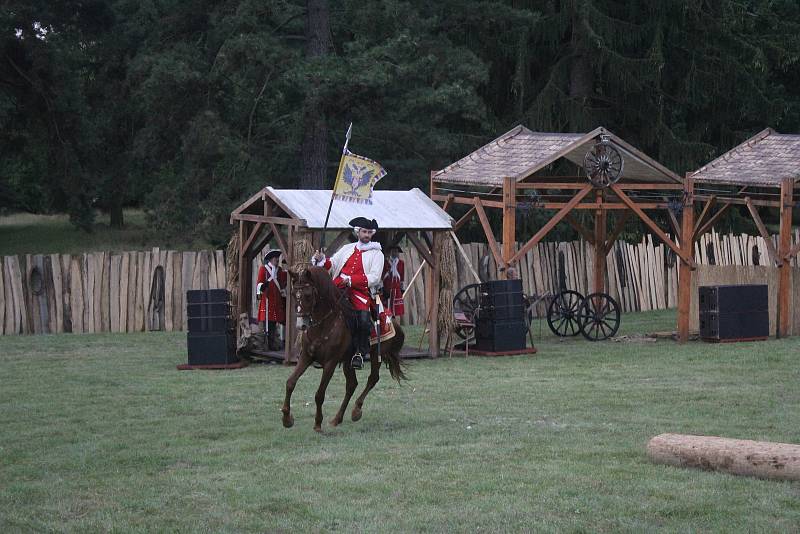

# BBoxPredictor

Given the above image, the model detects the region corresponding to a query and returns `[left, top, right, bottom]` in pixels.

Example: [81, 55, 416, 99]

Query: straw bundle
[226, 231, 239, 316]
[436, 235, 457, 349]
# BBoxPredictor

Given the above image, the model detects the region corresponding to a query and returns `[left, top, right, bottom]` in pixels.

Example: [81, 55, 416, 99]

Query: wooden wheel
[547, 290, 584, 337]
[453, 284, 481, 340]
[584, 136, 624, 188]
[577, 292, 621, 341]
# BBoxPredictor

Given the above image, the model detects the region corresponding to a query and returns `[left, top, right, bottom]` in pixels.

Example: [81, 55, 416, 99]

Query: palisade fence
[3, 229, 800, 336]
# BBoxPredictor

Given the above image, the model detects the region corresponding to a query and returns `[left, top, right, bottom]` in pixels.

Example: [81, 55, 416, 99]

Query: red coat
[324, 247, 372, 311]
[257, 264, 287, 323]
[382, 258, 405, 316]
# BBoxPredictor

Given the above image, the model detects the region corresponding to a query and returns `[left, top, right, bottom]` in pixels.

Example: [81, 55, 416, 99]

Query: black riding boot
[267, 321, 280, 351]
[351, 310, 372, 370]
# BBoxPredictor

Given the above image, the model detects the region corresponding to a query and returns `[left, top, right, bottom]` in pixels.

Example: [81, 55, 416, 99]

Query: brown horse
[282, 267, 406, 431]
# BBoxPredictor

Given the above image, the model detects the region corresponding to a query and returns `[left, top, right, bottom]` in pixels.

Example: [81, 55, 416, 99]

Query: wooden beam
[665, 208, 681, 239]
[693, 196, 716, 236]
[693, 194, 781, 208]
[473, 197, 505, 268]
[442, 193, 455, 213]
[677, 176, 695, 343]
[744, 197, 780, 266]
[778, 178, 793, 337]
[502, 176, 517, 269]
[427, 232, 440, 357]
[516, 182, 683, 190]
[237, 221, 248, 318]
[453, 207, 477, 232]
[449, 231, 481, 283]
[270, 222, 289, 257]
[407, 232, 435, 267]
[603, 211, 631, 256]
[431, 194, 504, 209]
[610, 184, 693, 265]
[231, 213, 305, 226]
[509, 185, 592, 264]
[593, 191, 607, 293]
[784, 240, 800, 262]
[242, 222, 264, 256]
[565, 213, 595, 245]
[250, 230, 275, 258]
[231, 187, 267, 218]
[693, 203, 733, 241]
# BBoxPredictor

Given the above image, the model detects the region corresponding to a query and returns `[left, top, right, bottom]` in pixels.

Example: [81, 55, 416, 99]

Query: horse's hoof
[330, 417, 341, 427]
[313, 425, 322, 433]
[282, 414, 294, 428]
[351, 408, 362, 422]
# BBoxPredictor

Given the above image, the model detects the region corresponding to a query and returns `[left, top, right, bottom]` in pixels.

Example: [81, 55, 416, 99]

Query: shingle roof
[690, 128, 800, 187]
[432, 125, 681, 186]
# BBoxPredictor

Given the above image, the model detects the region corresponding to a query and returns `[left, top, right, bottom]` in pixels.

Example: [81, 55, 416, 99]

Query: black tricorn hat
[349, 217, 379, 231]
[264, 249, 281, 262]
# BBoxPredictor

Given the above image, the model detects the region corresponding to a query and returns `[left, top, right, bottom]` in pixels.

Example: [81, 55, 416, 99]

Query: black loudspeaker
[187, 302, 230, 318]
[187, 332, 237, 365]
[475, 319, 527, 352]
[699, 284, 769, 342]
[699, 285, 768, 313]
[700, 311, 769, 341]
[187, 289, 230, 304]
[479, 279, 526, 321]
[187, 316, 234, 333]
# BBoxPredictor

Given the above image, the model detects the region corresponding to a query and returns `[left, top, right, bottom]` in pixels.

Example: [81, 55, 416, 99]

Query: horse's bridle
[294, 282, 339, 328]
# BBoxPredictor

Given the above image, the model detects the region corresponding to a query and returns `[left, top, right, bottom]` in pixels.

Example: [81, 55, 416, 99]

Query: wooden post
[593, 190, 606, 293]
[502, 176, 516, 277]
[425, 232, 439, 357]
[677, 176, 694, 342]
[237, 221, 248, 319]
[778, 178, 793, 337]
[284, 225, 296, 364]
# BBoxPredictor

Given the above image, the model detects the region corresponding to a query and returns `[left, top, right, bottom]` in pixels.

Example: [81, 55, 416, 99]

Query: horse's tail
[383, 321, 407, 383]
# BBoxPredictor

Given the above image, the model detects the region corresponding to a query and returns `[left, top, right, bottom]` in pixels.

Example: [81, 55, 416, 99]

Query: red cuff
[323, 259, 332, 270]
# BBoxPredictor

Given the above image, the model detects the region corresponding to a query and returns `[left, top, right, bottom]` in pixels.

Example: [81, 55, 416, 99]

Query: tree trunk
[647, 433, 800, 481]
[300, 0, 331, 189]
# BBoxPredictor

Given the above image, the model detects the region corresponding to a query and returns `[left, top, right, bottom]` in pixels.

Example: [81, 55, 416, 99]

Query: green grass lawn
[1, 310, 799, 532]
[0, 210, 215, 255]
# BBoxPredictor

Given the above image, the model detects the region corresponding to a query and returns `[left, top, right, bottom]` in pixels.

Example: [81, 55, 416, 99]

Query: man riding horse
[311, 217, 383, 370]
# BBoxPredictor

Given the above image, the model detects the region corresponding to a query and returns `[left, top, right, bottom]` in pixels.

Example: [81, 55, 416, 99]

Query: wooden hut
[230, 187, 454, 361]
[429, 125, 696, 340]
[688, 128, 800, 337]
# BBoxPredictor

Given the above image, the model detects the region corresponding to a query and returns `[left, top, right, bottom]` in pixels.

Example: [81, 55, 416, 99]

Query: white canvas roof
[266, 187, 453, 230]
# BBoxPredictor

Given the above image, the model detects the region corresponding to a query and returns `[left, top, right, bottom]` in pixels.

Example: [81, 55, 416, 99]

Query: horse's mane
[305, 267, 354, 319]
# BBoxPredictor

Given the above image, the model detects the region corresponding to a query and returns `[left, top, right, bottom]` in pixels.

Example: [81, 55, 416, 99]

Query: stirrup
[351, 352, 364, 370]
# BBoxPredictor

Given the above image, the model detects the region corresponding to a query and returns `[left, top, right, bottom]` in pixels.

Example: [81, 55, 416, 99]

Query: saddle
[370, 309, 396, 345]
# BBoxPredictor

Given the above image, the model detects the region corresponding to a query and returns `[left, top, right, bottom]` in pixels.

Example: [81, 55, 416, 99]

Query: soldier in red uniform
[382, 245, 405, 317]
[257, 249, 287, 350]
[311, 217, 383, 369]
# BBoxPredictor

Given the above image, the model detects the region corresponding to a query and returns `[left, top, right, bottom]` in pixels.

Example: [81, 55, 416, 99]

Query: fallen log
[647, 433, 800, 481]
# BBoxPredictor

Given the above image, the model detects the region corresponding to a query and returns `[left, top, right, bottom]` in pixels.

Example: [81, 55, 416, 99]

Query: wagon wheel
[584, 135, 624, 188]
[547, 290, 584, 337]
[577, 292, 621, 341]
[453, 283, 481, 340]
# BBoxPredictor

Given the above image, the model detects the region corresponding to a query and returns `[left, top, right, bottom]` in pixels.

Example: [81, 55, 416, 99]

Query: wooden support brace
[473, 197, 505, 268]
[242, 222, 264, 256]
[565, 213, 595, 245]
[693, 196, 716, 236]
[610, 184, 693, 266]
[693, 203, 733, 241]
[269, 222, 289, 257]
[745, 197, 780, 266]
[603, 211, 631, 255]
[509, 185, 593, 264]
[407, 232, 435, 267]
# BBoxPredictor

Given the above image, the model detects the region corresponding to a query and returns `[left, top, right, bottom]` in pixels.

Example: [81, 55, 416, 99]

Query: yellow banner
[332, 152, 387, 204]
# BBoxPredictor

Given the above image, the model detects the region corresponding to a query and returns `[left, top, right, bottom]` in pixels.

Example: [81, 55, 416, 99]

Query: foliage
[1, 0, 799, 242]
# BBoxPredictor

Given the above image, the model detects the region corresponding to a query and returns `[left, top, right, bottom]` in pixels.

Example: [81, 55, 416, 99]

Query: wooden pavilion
[230, 187, 454, 361]
[429, 125, 698, 341]
[688, 128, 800, 337]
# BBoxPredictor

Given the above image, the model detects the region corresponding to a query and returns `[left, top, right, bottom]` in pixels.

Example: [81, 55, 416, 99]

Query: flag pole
[320, 122, 352, 252]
